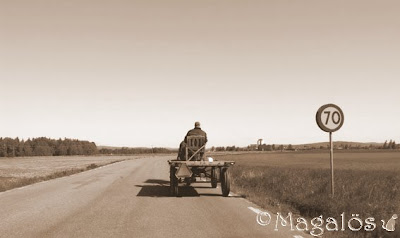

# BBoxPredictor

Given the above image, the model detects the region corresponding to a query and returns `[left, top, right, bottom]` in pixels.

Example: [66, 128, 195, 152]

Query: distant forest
[0, 137, 174, 158]
[211, 140, 399, 152]
[98, 147, 173, 155]
[0, 137, 97, 157]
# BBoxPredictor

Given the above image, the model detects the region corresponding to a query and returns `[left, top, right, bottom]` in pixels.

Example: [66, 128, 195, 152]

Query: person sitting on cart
[177, 122, 207, 160]
[185, 121, 207, 143]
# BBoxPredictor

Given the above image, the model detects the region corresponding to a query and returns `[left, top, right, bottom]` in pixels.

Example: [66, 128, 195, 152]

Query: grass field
[0, 155, 138, 192]
[214, 151, 400, 238]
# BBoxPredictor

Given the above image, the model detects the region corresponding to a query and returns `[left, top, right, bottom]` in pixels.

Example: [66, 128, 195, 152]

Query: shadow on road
[136, 179, 243, 198]
[143, 179, 170, 185]
[135, 185, 200, 197]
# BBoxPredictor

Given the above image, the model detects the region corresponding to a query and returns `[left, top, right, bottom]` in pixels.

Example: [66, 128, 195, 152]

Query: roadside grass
[0, 161, 118, 192]
[215, 152, 400, 238]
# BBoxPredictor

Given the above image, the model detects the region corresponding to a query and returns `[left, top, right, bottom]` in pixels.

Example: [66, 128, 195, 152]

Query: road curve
[0, 156, 310, 238]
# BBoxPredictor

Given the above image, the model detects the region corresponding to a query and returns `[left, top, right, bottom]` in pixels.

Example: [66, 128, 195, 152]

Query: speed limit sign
[316, 104, 344, 132]
[316, 103, 344, 198]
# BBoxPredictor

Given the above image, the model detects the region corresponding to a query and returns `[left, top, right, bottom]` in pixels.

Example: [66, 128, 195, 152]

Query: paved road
[0, 156, 310, 238]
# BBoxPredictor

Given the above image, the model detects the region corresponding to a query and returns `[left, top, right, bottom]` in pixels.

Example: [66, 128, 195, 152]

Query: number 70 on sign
[316, 104, 344, 133]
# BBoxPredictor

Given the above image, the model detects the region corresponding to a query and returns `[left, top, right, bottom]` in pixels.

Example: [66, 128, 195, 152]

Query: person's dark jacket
[184, 128, 208, 143]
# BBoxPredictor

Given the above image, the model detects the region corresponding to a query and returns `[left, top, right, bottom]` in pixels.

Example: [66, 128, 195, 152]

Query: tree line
[210, 140, 400, 152]
[210, 144, 294, 152]
[383, 140, 397, 149]
[0, 137, 97, 157]
[98, 147, 175, 155]
[0, 137, 175, 157]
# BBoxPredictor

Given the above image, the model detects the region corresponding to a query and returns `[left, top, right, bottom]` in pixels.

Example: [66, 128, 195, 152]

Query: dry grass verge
[0, 161, 120, 192]
[214, 152, 400, 238]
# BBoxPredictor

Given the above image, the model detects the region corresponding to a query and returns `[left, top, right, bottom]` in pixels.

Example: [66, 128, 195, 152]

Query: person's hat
[195, 121, 201, 128]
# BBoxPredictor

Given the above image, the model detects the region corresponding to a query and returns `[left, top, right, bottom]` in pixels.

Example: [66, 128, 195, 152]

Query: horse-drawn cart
[168, 135, 235, 197]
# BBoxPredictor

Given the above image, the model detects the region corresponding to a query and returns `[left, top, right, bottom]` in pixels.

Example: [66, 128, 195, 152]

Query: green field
[214, 151, 400, 238]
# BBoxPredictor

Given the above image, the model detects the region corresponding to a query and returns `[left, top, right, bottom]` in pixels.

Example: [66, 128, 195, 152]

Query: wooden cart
[168, 135, 235, 197]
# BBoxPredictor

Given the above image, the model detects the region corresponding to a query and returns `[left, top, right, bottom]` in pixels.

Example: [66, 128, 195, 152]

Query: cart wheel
[170, 167, 179, 196]
[169, 166, 175, 196]
[185, 177, 191, 186]
[211, 168, 218, 188]
[221, 168, 230, 197]
[174, 181, 179, 197]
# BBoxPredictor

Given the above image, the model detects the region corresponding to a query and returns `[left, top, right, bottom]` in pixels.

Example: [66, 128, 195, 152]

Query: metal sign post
[316, 104, 344, 197]
[329, 132, 334, 196]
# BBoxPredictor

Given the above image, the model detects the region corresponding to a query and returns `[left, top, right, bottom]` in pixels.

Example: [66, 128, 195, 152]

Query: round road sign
[316, 104, 344, 132]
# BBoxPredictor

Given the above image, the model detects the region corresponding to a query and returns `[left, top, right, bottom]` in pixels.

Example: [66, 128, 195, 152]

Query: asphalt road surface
[0, 156, 311, 238]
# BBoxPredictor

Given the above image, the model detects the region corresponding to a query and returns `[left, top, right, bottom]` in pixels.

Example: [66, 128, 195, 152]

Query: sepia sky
[1, 0, 399, 147]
